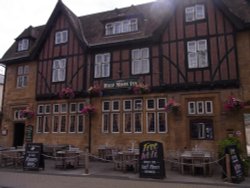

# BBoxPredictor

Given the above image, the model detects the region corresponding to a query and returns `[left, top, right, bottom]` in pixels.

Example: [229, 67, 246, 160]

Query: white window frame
[45, 104, 51, 114]
[70, 103, 77, 113]
[69, 115, 77, 133]
[205, 101, 213, 114]
[59, 115, 67, 133]
[55, 30, 68, 44]
[134, 99, 143, 111]
[111, 113, 120, 133]
[188, 101, 196, 115]
[94, 53, 110, 78]
[78, 103, 84, 113]
[134, 112, 143, 133]
[146, 112, 156, 133]
[197, 101, 205, 114]
[112, 100, 120, 111]
[37, 105, 44, 115]
[17, 65, 29, 88]
[52, 58, 66, 82]
[43, 116, 50, 133]
[123, 113, 132, 133]
[52, 115, 59, 133]
[102, 101, 110, 112]
[187, 39, 208, 69]
[77, 114, 85, 133]
[131, 48, 150, 75]
[102, 113, 110, 133]
[146, 99, 155, 110]
[105, 18, 138, 35]
[61, 103, 68, 113]
[53, 104, 60, 114]
[157, 98, 166, 110]
[185, 4, 205, 22]
[158, 112, 167, 133]
[18, 38, 29, 51]
[123, 100, 132, 111]
[36, 116, 43, 133]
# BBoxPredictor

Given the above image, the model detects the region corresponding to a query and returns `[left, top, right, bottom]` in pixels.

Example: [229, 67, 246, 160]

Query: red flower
[20, 107, 34, 119]
[80, 104, 96, 115]
[131, 83, 150, 94]
[87, 84, 102, 96]
[165, 98, 180, 113]
[59, 87, 75, 99]
[224, 95, 244, 111]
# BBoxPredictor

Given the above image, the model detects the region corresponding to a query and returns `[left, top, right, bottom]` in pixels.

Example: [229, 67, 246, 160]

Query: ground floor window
[101, 97, 167, 134]
[190, 119, 213, 140]
[36, 102, 86, 134]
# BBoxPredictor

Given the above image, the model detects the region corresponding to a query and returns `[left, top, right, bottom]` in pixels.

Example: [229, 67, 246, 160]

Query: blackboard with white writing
[23, 143, 44, 170]
[225, 145, 244, 183]
[139, 141, 165, 179]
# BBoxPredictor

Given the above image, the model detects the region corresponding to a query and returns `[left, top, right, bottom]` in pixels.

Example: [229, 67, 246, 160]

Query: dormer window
[55, 30, 68, 44]
[17, 39, 29, 51]
[105, 18, 138, 35]
[185, 4, 205, 22]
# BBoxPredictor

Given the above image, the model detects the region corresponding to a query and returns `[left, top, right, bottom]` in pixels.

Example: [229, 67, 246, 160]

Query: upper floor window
[187, 39, 208, 69]
[185, 4, 205, 22]
[17, 39, 29, 51]
[188, 100, 213, 115]
[105, 18, 138, 35]
[94, 53, 110, 78]
[131, 48, 150, 75]
[17, 65, 29, 88]
[52, 59, 66, 82]
[55, 30, 68, 44]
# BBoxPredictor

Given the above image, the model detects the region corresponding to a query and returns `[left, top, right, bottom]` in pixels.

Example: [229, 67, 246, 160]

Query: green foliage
[218, 137, 241, 156]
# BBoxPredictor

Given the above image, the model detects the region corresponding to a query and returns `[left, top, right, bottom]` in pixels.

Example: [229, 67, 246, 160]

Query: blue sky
[0, 0, 154, 59]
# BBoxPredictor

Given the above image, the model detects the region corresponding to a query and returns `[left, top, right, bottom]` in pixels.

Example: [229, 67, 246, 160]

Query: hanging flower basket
[165, 98, 181, 114]
[224, 95, 244, 111]
[80, 104, 96, 115]
[20, 107, 34, 119]
[87, 84, 102, 97]
[130, 82, 150, 94]
[59, 87, 75, 99]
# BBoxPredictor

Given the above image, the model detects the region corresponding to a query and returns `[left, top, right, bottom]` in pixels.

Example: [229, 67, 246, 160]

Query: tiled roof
[1, 0, 250, 63]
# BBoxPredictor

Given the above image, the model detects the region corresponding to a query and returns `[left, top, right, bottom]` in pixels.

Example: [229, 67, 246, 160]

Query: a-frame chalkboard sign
[139, 141, 165, 179]
[23, 143, 44, 170]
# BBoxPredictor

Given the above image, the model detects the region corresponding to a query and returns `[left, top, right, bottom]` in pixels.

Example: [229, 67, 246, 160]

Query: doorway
[13, 123, 25, 147]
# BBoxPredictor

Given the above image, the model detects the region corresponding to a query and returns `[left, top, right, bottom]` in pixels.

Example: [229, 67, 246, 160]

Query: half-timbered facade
[1, 0, 250, 155]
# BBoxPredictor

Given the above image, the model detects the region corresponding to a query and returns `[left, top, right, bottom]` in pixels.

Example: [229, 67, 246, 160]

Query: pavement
[0, 157, 250, 188]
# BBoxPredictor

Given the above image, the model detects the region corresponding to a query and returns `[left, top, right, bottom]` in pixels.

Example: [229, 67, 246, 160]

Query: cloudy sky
[0, 0, 154, 59]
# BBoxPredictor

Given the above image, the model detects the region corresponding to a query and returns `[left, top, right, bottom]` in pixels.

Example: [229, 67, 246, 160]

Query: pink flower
[224, 95, 244, 111]
[80, 104, 96, 115]
[165, 98, 180, 113]
[59, 87, 75, 99]
[87, 84, 102, 96]
[131, 83, 150, 94]
[20, 107, 34, 119]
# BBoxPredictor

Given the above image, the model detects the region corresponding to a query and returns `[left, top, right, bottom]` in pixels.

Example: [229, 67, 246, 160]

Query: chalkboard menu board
[23, 143, 44, 170]
[225, 145, 244, 183]
[25, 125, 33, 143]
[139, 141, 165, 179]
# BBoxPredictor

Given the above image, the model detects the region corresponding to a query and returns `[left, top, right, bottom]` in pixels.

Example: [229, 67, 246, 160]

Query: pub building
[0, 0, 250, 158]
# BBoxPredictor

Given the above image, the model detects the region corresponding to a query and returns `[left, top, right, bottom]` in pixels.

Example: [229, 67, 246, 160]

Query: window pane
[102, 113, 110, 133]
[185, 7, 195, 22]
[111, 113, 120, 133]
[158, 112, 167, 133]
[190, 119, 213, 140]
[158, 98, 166, 109]
[60, 116, 66, 132]
[124, 100, 132, 111]
[196, 4, 205, 20]
[134, 113, 142, 133]
[197, 101, 204, 114]
[147, 99, 155, 110]
[124, 113, 132, 133]
[69, 115, 76, 133]
[134, 99, 142, 110]
[112, 101, 120, 111]
[53, 116, 59, 133]
[188, 101, 196, 114]
[147, 112, 156, 133]
[44, 116, 50, 133]
[103, 101, 110, 111]
[78, 115, 84, 133]
[188, 53, 198, 68]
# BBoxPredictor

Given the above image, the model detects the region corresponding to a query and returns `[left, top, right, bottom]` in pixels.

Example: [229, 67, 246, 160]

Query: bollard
[225, 154, 231, 182]
[85, 147, 89, 174]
